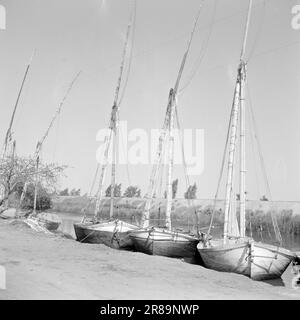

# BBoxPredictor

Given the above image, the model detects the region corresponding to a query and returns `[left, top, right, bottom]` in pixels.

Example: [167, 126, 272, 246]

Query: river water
[55, 211, 300, 291]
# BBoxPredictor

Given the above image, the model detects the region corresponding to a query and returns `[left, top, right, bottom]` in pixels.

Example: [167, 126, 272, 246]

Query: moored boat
[73, 4, 139, 248]
[24, 212, 61, 232]
[74, 220, 139, 249]
[33, 212, 61, 231]
[128, 8, 204, 259]
[197, 0, 296, 281]
[198, 238, 296, 280]
[130, 228, 198, 258]
[18, 71, 80, 233]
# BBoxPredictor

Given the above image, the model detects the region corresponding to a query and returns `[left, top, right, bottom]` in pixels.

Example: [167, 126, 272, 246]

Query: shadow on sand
[262, 278, 285, 287]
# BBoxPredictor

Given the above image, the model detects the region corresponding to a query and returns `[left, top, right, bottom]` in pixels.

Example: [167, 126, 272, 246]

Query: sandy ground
[0, 219, 299, 300]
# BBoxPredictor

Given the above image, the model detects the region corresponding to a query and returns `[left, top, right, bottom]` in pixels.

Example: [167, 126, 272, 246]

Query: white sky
[0, 0, 300, 200]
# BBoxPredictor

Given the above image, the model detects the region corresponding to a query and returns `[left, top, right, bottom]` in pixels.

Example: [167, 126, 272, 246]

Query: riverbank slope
[0, 219, 299, 300]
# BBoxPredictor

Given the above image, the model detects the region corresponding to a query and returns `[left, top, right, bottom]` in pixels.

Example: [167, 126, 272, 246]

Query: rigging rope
[1, 50, 36, 159]
[19, 71, 81, 209]
[206, 80, 237, 238]
[118, 0, 137, 106]
[246, 82, 282, 244]
[35, 71, 82, 156]
[117, 110, 132, 187]
[174, 1, 205, 94]
[179, 0, 217, 93]
[51, 111, 61, 163]
[174, 103, 198, 233]
[240, 0, 253, 61]
[80, 163, 100, 221]
[246, 0, 266, 63]
[92, 1, 136, 222]
[247, 93, 261, 199]
[113, 0, 136, 107]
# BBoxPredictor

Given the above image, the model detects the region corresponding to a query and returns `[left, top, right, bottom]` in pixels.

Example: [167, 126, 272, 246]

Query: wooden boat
[197, 0, 296, 281]
[129, 9, 203, 258]
[25, 214, 60, 233]
[198, 238, 296, 280]
[130, 228, 198, 258]
[73, 5, 139, 248]
[30, 212, 61, 231]
[17, 72, 80, 233]
[74, 220, 139, 249]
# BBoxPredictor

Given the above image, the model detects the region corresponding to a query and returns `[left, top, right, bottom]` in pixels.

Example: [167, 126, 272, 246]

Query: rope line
[246, 0, 266, 63]
[246, 82, 282, 244]
[179, 0, 217, 93]
[118, 0, 137, 106]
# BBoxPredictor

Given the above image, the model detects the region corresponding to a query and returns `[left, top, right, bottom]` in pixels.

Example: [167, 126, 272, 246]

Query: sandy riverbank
[0, 219, 299, 300]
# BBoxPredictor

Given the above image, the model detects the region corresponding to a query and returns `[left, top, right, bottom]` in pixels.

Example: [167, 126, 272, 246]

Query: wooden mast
[223, 79, 241, 243]
[30, 71, 81, 215]
[0, 52, 35, 206]
[93, 6, 135, 221]
[142, 6, 204, 230]
[239, 0, 252, 237]
[141, 106, 170, 228]
[1, 51, 35, 159]
[165, 91, 175, 230]
[239, 61, 247, 237]
[109, 9, 133, 219]
[223, 0, 252, 241]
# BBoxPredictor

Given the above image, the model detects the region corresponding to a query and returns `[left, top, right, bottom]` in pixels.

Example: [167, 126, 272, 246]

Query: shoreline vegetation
[51, 196, 300, 240]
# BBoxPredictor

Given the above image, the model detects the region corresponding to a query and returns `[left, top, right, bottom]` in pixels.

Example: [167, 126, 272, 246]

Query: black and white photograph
[0, 0, 300, 305]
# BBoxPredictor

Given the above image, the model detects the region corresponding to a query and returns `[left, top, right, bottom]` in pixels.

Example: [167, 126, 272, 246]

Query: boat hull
[26, 212, 61, 231]
[250, 242, 296, 280]
[129, 229, 199, 258]
[197, 239, 251, 275]
[197, 239, 296, 280]
[74, 220, 139, 250]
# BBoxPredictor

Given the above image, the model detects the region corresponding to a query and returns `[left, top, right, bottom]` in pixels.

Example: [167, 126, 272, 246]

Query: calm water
[55, 211, 300, 290]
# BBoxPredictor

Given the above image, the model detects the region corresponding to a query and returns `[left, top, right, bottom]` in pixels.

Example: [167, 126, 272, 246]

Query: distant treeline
[52, 196, 300, 238]
[56, 180, 197, 199]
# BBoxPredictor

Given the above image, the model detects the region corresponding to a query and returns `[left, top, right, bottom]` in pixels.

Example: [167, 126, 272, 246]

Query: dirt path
[0, 219, 299, 300]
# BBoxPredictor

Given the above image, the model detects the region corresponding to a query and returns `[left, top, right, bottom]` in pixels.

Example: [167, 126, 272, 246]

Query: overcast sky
[0, 0, 299, 200]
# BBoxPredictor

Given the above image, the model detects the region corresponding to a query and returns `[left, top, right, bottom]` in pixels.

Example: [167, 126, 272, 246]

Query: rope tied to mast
[141, 4, 205, 230]
[92, 1, 136, 222]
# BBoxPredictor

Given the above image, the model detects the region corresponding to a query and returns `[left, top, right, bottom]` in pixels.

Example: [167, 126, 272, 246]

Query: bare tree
[0, 155, 66, 208]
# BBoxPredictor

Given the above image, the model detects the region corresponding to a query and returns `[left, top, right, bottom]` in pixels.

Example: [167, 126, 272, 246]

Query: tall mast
[165, 91, 176, 230]
[223, 78, 241, 243]
[34, 71, 81, 158]
[166, 7, 203, 230]
[239, 62, 247, 237]
[141, 105, 170, 228]
[30, 71, 81, 214]
[141, 6, 203, 229]
[109, 6, 135, 219]
[92, 4, 135, 220]
[239, 0, 253, 237]
[223, 0, 252, 241]
[1, 51, 35, 159]
[173, 4, 203, 94]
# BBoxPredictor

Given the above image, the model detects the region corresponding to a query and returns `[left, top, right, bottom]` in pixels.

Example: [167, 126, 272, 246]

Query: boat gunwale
[197, 241, 250, 253]
[74, 220, 140, 231]
[252, 242, 297, 260]
[129, 229, 199, 242]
